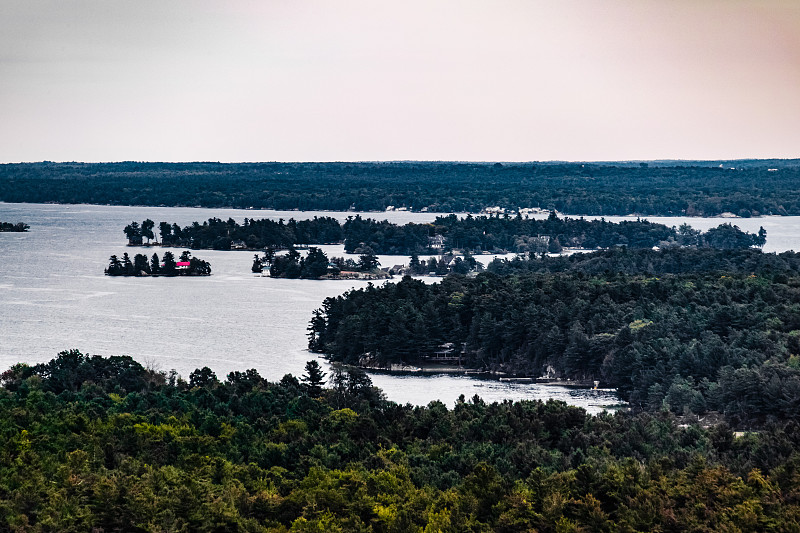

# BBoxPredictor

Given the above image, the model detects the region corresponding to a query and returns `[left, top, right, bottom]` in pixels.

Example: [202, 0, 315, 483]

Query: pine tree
[301, 360, 326, 396]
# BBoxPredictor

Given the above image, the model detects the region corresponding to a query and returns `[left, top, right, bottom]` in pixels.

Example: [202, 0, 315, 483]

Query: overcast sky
[1, 0, 798, 162]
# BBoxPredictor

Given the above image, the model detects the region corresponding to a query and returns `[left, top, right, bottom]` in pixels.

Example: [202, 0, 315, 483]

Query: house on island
[423, 342, 465, 365]
[161, 261, 192, 270]
[428, 235, 446, 250]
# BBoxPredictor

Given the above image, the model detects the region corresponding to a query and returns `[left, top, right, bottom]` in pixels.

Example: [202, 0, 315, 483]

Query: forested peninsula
[309, 248, 800, 426]
[3, 159, 800, 216]
[4, 350, 800, 531]
[124, 213, 766, 254]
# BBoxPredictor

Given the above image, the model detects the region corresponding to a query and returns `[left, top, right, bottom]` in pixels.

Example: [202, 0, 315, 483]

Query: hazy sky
[1, 0, 799, 162]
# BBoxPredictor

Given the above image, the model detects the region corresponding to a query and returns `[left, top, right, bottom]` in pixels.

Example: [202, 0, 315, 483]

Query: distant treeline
[343, 213, 766, 254]
[487, 246, 800, 276]
[125, 213, 766, 254]
[105, 250, 211, 276]
[0, 221, 29, 232]
[3, 160, 800, 215]
[5, 350, 800, 530]
[310, 249, 800, 425]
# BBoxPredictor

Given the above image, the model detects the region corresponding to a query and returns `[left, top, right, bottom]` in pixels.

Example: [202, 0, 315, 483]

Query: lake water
[3, 203, 795, 412]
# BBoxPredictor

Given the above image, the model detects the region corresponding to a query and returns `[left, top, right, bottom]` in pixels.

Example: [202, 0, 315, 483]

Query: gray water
[5, 203, 790, 412]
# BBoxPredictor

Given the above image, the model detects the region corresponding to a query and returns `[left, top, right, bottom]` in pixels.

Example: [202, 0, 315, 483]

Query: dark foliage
[487, 246, 796, 276]
[254, 246, 378, 279]
[126, 212, 764, 256]
[344, 213, 765, 254]
[310, 249, 800, 424]
[3, 351, 800, 530]
[126, 216, 343, 249]
[105, 250, 211, 276]
[0, 221, 29, 232]
[3, 160, 800, 216]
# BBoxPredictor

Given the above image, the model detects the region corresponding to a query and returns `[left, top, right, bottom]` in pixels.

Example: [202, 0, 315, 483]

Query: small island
[0, 221, 29, 232]
[252, 246, 390, 279]
[105, 250, 211, 276]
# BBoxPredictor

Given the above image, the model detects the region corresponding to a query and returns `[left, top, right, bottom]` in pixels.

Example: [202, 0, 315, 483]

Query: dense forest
[3, 160, 800, 215]
[0, 221, 29, 232]
[105, 251, 211, 276]
[125, 213, 766, 254]
[309, 249, 800, 426]
[4, 350, 800, 531]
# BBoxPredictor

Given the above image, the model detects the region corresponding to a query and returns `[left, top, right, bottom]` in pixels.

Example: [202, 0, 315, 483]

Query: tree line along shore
[122, 212, 766, 255]
[116, 214, 767, 280]
[3, 159, 800, 215]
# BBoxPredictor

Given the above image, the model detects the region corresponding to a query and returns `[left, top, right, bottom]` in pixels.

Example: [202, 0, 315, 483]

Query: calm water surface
[4, 203, 792, 411]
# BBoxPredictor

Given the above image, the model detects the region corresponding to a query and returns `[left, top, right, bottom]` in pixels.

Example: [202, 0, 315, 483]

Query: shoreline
[1, 200, 778, 219]
[351, 360, 603, 389]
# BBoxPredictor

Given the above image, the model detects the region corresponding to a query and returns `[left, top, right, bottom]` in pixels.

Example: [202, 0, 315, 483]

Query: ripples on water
[4, 203, 794, 410]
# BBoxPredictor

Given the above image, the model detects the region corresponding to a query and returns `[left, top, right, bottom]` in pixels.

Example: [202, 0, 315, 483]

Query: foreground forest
[310, 248, 800, 426]
[3, 160, 800, 216]
[3, 350, 800, 531]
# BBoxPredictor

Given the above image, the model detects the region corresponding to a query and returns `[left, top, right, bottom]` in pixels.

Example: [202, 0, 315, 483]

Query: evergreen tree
[189, 366, 218, 388]
[158, 221, 172, 244]
[123, 221, 142, 245]
[302, 247, 329, 278]
[757, 226, 767, 247]
[188, 257, 211, 276]
[358, 247, 380, 271]
[105, 255, 123, 275]
[409, 253, 422, 274]
[122, 252, 134, 275]
[251, 254, 263, 273]
[300, 360, 326, 396]
[141, 219, 155, 244]
[548, 236, 563, 253]
[133, 253, 149, 275]
[162, 251, 177, 275]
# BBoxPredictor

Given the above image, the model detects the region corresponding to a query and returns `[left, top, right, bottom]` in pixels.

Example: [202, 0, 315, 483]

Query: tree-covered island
[124, 216, 343, 249]
[105, 250, 211, 276]
[251, 245, 486, 280]
[124, 213, 766, 255]
[251, 246, 390, 280]
[0, 221, 29, 232]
